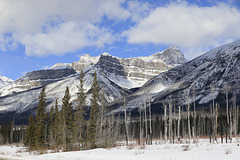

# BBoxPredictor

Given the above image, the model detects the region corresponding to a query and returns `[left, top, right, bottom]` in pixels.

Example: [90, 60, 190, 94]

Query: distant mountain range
[0, 46, 186, 124]
[1, 40, 240, 124]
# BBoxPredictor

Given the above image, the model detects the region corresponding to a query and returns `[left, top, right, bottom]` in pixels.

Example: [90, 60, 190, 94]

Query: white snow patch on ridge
[50, 63, 72, 70]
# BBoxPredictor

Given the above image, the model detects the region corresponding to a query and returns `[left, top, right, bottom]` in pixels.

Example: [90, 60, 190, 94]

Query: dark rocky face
[94, 47, 186, 81]
[96, 55, 126, 77]
[15, 68, 76, 88]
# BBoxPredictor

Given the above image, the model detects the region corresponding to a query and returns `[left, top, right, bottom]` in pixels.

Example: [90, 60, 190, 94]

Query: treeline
[0, 119, 26, 145]
[1, 70, 240, 151]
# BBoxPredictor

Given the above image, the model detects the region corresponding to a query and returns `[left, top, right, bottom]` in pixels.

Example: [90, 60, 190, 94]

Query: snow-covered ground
[0, 139, 240, 160]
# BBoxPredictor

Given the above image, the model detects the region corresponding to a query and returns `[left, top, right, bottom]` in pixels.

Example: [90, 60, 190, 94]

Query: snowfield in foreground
[0, 139, 240, 160]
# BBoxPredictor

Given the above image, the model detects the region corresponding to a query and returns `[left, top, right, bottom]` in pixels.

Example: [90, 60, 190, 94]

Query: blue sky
[0, 0, 240, 80]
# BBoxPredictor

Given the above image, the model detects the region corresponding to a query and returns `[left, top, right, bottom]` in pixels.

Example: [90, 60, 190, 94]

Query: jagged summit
[53, 46, 186, 71]
[101, 52, 110, 56]
[151, 46, 187, 67]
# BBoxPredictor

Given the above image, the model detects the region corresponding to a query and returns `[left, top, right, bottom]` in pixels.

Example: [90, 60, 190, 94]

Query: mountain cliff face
[0, 47, 186, 124]
[15, 66, 77, 88]
[51, 47, 186, 89]
[111, 40, 240, 115]
[0, 66, 77, 97]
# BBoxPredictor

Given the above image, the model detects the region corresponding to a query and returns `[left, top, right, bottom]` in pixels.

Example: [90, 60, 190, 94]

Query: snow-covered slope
[111, 40, 240, 114]
[0, 67, 77, 97]
[0, 76, 13, 89]
[1, 139, 240, 160]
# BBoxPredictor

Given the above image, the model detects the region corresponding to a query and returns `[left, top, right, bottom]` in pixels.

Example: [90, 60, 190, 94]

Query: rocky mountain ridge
[54, 46, 186, 87]
[110, 40, 240, 115]
[0, 46, 186, 124]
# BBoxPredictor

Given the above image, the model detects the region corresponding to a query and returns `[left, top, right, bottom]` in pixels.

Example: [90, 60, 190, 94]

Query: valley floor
[0, 138, 240, 160]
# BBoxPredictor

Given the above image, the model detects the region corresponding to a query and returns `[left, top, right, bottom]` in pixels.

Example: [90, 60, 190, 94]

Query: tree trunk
[230, 106, 232, 142]
[193, 84, 196, 140]
[124, 97, 129, 146]
[164, 104, 167, 141]
[178, 105, 181, 140]
[139, 107, 143, 145]
[215, 104, 218, 143]
[187, 91, 191, 143]
[168, 97, 172, 142]
[237, 106, 239, 138]
[144, 94, 148, 144]
[226, 92, 229, 142]
[148, 95, 152, 145]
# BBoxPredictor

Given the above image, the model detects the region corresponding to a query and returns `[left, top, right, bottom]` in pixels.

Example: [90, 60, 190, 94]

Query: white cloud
[101, 0, 130, 20]
[0, 0, 128, 56]
[0, 34, 17, 51]
[1, 0, 239, 59]
[124, 2, 240, 59]
[127, 0, 151, 22]
[17, 22, 114, 56]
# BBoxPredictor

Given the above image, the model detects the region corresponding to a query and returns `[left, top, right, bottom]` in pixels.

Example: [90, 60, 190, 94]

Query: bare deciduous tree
[186, 90, 191, 143]
[124, 97, 129, 146]
[163, 103, 168, 142]
[168, 96, 172, 142]
[178, 105, 181, 140]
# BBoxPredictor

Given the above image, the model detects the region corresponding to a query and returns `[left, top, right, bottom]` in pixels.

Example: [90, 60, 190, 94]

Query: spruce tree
[25, 115, 36, 149]
[53, 99, 62, 147]
[62, 86, 74, 151]
[35, 87, 47, 149]
[48, 105, 54, 147]
[88, 72, 100, 148]
[74, 69, 87, 149]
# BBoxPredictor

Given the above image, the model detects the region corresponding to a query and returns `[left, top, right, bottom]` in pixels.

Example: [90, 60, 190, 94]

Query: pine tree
[88, 72, 100, 148]
[53, 99, 62, 147]
[48, 105, 54, 147]
[25, 115, 36, 149]
[62, 86, 74, 151]
[74, 69, 87, 149]
[35, 87, 47, 149]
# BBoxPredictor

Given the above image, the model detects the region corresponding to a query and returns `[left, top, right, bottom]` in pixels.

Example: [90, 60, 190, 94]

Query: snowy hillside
[0, 139, 240, 160]
[112, 40, 240, 114]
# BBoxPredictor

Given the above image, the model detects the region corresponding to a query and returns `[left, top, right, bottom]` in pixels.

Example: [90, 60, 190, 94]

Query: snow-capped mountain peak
[0, 76, 13, 88]
[50, 63, 72, 70]
[101, 52, 110, 56]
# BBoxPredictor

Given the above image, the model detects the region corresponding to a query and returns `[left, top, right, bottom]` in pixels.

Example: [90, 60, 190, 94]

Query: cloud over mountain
[0, 0, 240, 60]
[124, 2, 240, 59]
[0, 0, 130, 56]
